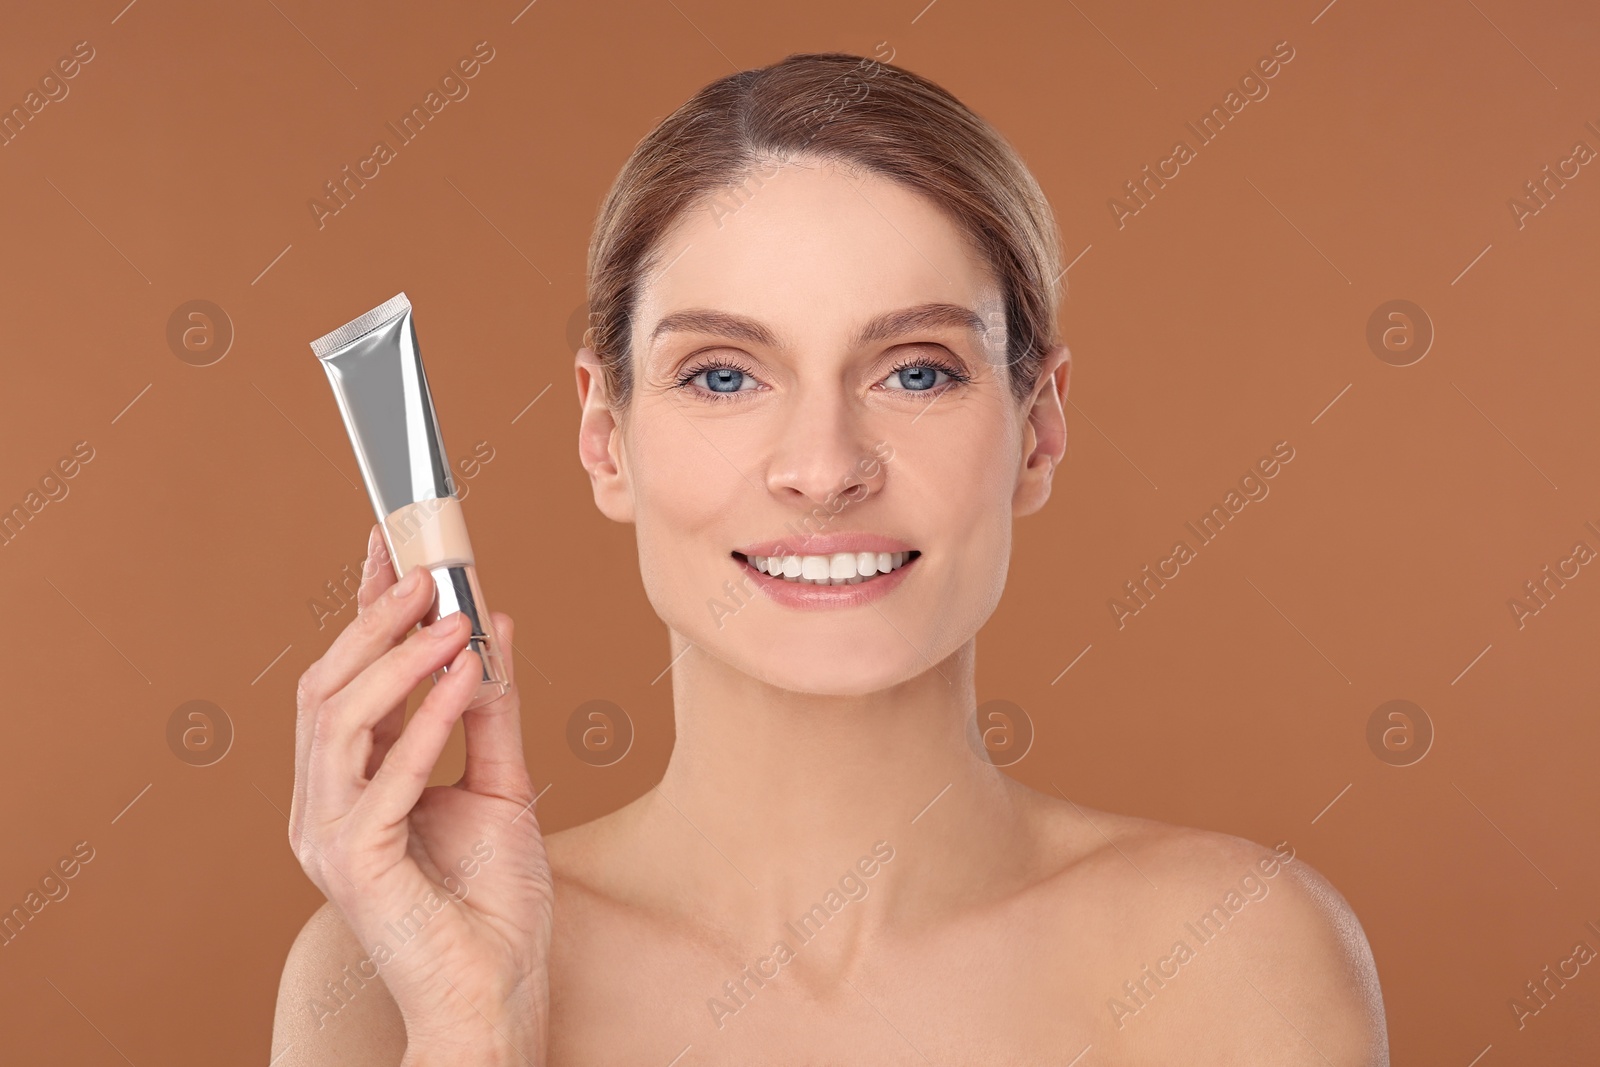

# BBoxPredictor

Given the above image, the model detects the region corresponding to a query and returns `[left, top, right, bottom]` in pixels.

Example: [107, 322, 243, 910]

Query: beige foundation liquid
[384, 495, 474, 572]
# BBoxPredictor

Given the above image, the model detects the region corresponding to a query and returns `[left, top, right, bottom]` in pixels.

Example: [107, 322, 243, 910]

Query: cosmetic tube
[309, 292, 510, 709]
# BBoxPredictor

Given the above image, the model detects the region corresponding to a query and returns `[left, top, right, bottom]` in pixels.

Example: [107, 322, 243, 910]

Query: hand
[289, 524, 551, 1064]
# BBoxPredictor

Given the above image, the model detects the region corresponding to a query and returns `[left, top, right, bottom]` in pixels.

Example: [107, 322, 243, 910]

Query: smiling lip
[731, 533, 921, 611]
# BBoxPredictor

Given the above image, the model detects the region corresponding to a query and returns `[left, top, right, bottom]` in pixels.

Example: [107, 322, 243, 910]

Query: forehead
[633, 161, 1003, 351]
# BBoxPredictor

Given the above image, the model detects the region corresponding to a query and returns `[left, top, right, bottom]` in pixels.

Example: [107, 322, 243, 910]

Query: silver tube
[310, 292, 509, 709]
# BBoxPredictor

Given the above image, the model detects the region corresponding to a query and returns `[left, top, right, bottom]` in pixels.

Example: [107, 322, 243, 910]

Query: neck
[637, 628, 1033, 940]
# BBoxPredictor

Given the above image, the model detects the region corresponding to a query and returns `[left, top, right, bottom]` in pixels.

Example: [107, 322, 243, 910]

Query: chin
[648, 561, 975, 693]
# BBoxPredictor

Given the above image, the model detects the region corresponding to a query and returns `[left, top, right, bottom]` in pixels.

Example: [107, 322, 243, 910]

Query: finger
[358, 522, 405, 778]
[379, 609, 520, 784]
[308, 612, 472, 817]
[354, 644, 484, 830]
[365, 705, 404, 780]
[459, 612, 532, 799]
[299, 525, 388, 786]
[294, 524, 388, 846]
[363, 608, 462, 778]
[356, 525, 403, 779]
[356, 523, 396, 612]
[302, 560, 441, 714]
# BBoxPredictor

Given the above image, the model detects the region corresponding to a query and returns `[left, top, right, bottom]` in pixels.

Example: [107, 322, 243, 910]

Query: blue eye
[700, 367, 749, 393]
[675, 360, 763, 402]
[886, 365, 946, 391]
[882, 357, 971, 393]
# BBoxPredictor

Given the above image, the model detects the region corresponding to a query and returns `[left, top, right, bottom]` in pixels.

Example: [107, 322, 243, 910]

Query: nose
[764, 388, 887, 507]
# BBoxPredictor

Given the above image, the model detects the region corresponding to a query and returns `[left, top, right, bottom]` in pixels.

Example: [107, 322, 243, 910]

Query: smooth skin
[273, 158, 1388, 1065]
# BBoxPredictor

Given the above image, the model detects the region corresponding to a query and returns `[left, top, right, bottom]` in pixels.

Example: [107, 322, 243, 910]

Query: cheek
[630, 405, 748, 529]
[892, 422, 1015, 604]
[905, 416, 1016, 529]
[627, 406, 749, 609]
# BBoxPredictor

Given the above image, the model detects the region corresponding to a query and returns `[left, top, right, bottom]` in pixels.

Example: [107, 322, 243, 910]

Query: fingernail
[367, 525, 380, 559]
[427, 612, 462, 637]
[392, 567, 424, 598]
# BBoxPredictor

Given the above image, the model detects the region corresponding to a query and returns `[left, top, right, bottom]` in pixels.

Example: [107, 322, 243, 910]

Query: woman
[272, 52, 1387, 1065]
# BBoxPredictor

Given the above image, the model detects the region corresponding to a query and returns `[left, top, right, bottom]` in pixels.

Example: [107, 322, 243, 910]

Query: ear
[1013, 343, 1071, 518]
[575, 346, 635, 524]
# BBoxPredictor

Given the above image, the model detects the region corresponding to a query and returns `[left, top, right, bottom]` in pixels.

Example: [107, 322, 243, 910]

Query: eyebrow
[647, 302, 987, 353]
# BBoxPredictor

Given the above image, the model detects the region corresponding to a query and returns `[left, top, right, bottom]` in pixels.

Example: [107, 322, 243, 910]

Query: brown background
[2, 0, 1597, 1062]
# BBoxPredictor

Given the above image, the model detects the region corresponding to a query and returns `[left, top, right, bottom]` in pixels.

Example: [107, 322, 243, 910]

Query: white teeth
[746, 550, 917, 585]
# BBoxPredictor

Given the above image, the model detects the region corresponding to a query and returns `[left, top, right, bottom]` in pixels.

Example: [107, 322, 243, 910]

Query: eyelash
[672, 353, 973, 403]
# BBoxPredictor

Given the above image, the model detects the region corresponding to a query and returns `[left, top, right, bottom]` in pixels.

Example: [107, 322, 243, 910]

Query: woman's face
[577, 158, 1067, 697]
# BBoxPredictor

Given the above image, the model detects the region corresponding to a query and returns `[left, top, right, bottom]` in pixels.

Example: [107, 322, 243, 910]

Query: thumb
[459, 611, 531, 799]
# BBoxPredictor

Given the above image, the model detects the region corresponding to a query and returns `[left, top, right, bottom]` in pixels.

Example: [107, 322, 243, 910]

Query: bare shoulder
[269, 899, 406, 1067]
[539, 798, 674, 975]
[541, 792, 655, 909]
[1026, 794, 1389, 1064]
